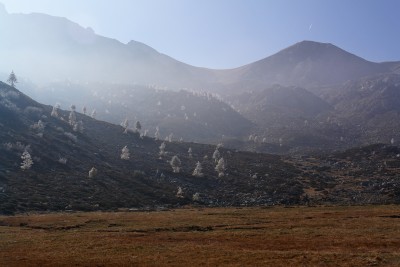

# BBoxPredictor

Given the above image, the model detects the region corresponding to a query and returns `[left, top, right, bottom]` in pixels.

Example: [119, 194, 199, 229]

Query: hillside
[2, 82, 400, 214]
[0, 82, 303, 214]
[23, 82, 254, 144]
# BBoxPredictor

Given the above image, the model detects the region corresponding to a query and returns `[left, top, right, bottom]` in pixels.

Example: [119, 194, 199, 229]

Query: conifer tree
[7, 70, 17, 87]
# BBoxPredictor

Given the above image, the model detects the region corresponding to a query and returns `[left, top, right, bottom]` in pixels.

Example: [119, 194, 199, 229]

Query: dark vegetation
[1, 82, 400, 214]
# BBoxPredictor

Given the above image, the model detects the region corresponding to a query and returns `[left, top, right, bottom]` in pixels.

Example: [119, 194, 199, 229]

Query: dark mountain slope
[0, 82, 304, 214]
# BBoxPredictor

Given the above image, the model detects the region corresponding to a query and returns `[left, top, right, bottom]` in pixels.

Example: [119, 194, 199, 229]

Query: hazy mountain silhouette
[1, 7, 399, 92]
[215, 41, 399, 94]
[2, 5, 400, 152]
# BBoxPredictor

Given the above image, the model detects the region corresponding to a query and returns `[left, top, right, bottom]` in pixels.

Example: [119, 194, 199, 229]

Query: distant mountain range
[1, 5, 400, 152]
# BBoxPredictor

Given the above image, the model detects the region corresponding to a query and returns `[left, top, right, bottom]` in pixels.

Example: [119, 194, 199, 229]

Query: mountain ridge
[1, 7, 399, 91]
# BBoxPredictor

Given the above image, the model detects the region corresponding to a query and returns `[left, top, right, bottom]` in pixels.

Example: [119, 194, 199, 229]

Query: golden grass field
[1, 205, 400, 266]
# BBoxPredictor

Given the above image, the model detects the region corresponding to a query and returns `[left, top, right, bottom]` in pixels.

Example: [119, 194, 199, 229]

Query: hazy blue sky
[1, 0, 399, 69]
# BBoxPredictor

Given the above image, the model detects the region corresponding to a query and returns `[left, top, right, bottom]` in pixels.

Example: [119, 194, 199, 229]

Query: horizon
[0, 0, 400, 69]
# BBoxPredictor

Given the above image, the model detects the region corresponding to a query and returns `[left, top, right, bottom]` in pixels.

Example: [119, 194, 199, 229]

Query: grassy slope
[0, 205, 399, 266]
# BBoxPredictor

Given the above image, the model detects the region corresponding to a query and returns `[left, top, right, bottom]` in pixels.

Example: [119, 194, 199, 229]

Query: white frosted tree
[167, 133, 173, 142]
[88, 167, 97, 178]
[82, 106, 87, 115]
[51, 103, 60, 118]
[121, 145, 130, 160]
[215, 157, 225, 177]
[192, 192, 200, 201]
[20, 151, 33, 170]
[91, 109, 97, 119]
[170, 155, 181, 173]
[391, 138, 395, 145]
[69, 105, 77, 127]
[159, 142, 166, 157]
[212, 148, 221, 163]
[135, 121, 142, 133]
[192, 161, 204, 177]
[176, 186, 184, 198]
[188, 147, 193, 158]
[121, 118, 129, 133]
[154, 126, 160, 140]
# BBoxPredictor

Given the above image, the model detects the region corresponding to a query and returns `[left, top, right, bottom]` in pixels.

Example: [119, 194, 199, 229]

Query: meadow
[1, 205, 399, 266]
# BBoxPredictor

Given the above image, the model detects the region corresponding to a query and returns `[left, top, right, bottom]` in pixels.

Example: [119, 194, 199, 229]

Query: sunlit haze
[1, 0, 400, 68]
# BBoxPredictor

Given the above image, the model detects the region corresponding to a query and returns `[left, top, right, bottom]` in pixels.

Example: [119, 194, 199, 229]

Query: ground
[1, 205, 399, 266]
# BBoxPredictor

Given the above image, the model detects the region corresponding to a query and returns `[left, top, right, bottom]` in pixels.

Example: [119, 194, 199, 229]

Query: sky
[1, 0, 400, 69]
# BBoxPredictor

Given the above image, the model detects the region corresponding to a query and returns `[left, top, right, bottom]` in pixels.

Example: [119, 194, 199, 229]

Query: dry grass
[1, 205, 400, 266]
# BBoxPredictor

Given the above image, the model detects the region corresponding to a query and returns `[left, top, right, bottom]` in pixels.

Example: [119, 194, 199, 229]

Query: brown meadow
[1, 205, 400, 266]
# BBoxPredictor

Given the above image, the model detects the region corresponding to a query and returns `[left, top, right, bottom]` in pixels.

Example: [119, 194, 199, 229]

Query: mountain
[21, 82, 254, 144]
[215, 41, 399, 94]
[2, 5, 400, 153]
[1, 6, 399, 93]
[0, 81, 306, 214]
[2, 82, 400, 214]
[0, 6, 217, 88]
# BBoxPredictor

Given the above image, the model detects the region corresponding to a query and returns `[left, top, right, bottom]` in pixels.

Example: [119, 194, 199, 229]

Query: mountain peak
[280, 40, 347, 58]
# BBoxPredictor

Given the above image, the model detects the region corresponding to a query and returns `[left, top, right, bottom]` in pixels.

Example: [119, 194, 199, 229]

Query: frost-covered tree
[121, 118, 129, 134]
[391, 138, 395, 145]
[7, 70, 17, 88]
[58, 157, 67, 164]
[135, 121, 142, 133]
[154, 126, 160, 140]
[88, 167, 97, 178]
[188, 147, 193, 158]
[121, 145, 130, 160]
[170, 155, 181, 173]
[73, 120, 84, 133]
[82, 106, 87, 115]
[215, 157, 225, 177]
[91, 109, 97, 119]
[192, 161, 203, 177]
[212, 148, 221, 163]
[141, 129, 148, 138]
[159, 142, 166, 157]
[167, 133, 173, 142]
[192, 192, 200, 201]
[31, 120, 45, 137]
[69, 106, 77, 126]
[20, 151, 33, 170]
[51, 103, 60, 118]
[176, 186, 184, 198]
